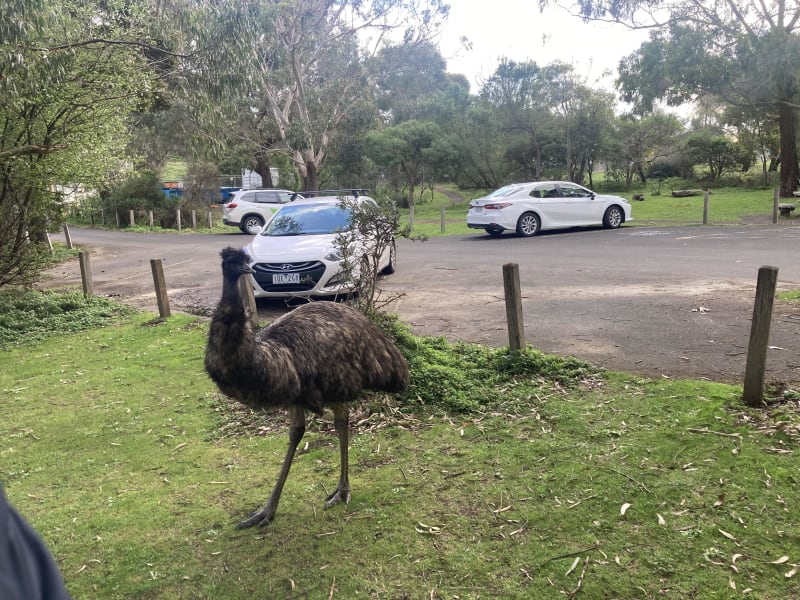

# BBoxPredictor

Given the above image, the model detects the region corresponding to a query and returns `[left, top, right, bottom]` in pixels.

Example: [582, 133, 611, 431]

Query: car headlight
[324, 249, 344, 262]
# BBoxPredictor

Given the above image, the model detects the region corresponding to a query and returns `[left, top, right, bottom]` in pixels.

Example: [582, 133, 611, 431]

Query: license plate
[472, 207, 484, 214]
[272, 273, 300, 284]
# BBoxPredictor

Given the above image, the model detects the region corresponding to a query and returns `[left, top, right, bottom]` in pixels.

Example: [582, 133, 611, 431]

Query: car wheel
[603, 206, 623, 229]
[241, 215, 264, 234]
[516, 212, 540, 237]
[381, 241, 397, 275]
[485, 227, 504, 237]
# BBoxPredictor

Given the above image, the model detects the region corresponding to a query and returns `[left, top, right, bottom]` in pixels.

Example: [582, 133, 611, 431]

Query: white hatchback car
[467, 181, 632, 237]
[243, 195, 396, 298]
[222, 188, 298, 234]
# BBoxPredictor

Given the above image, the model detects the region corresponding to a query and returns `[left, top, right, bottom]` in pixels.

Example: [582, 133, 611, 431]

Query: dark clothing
[0, 485, 71, 599]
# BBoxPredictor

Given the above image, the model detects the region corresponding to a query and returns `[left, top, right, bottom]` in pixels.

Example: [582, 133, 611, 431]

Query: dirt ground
[38, 220, 800, 393]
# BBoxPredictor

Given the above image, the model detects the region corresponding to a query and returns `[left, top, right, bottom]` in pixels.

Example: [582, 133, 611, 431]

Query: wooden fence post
[502, 263, 525, 351]
[742, 266, 778, 407]
[150, 259, 171, 318]
[207, 211, 213, 229]
[703, 190, 709, 225]
[148, 210, 154, 228]
[440, 206, 446, 233]
[176, 209, 182, 231]
[409, 204, 415, 230]
[79, 252, 94, 297]
[191, 209, 197, 229]
[62, 224, 73, 249]
[129, 209, 135, 227]
[773, 188, 780, 224]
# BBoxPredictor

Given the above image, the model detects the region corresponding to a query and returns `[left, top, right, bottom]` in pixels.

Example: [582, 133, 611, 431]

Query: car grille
[252, 261, 326, 292]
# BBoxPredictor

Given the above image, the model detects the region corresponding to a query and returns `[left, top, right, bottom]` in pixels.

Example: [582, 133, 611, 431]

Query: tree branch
[0, 144, 68, 159]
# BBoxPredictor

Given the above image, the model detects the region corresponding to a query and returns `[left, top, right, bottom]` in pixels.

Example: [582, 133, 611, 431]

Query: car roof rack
[290, 189, 369, 201]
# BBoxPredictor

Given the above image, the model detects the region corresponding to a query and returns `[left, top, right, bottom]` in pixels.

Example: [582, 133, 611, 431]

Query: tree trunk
[778, 102, 798, 197]
[302, 160, 318, 192]
[255, 155, 274, 188]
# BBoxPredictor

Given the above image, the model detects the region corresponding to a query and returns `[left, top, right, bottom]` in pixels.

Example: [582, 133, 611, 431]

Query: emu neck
[213, 274, 255, 352]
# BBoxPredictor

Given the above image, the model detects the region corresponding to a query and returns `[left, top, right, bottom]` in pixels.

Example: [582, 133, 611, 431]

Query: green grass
[2, 297, 799, 599]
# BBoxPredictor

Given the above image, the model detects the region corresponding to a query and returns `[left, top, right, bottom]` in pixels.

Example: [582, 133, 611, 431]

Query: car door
[526, 183, 568, 227]
[558, 183, 604, 226]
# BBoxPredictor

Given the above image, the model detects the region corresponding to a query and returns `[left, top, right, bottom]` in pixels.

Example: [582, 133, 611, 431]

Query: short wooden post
[115, 211, 120, 228]
[207, 211, 213, 229]
[129, 209, 135, 227]
[773, 188, 780, 224]
[440, 206, 446, 233]
[150, 259, 171, 318]
[176, 209, 182, 231]
[742, 266, 779, 407]
[100, 209, 105, 226]
[702, 190, 709, 225]
[45, 232, 53, 252]
[148, 210, 154, 228]
[239, 275, 257, 317]
[191, 209, 197, 229]
[79, 252, 94, 297]
[409, 204, 415, 230]
[62, 224, 73, 249]
[502, 263, 525, 351]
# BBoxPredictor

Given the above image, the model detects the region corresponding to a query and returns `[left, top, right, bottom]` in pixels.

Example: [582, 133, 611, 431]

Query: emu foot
[324, 486, 350, 509]
[236, 505, 276, 529]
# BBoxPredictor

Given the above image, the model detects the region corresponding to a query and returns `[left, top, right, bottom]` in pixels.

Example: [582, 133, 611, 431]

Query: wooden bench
[779, 203, 796, 217]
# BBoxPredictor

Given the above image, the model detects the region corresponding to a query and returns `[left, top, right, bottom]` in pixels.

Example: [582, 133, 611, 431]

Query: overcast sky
[436, 1, 651, 93]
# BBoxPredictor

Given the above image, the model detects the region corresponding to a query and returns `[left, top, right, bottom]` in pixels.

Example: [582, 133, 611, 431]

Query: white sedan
[243, 195, 396, 298]
[466, 181, 632, 237]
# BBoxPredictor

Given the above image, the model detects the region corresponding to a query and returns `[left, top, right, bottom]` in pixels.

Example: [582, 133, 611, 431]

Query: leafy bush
[102, 171, 173, 227]
[0, 289, 136, 349]
[379, 315, 594, 412]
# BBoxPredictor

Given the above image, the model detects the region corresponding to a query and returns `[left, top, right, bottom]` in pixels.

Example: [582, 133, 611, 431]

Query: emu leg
[324, 403, 351, 508]
[237, 405, 305, 528]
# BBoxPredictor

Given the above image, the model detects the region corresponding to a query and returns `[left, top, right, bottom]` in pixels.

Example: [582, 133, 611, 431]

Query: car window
[558, 184, 593, 198]
[263, 204, 351, 236]
[252, 191, 282, 204]
[530, 185, 560, 199]
[488, 185, 522, 199]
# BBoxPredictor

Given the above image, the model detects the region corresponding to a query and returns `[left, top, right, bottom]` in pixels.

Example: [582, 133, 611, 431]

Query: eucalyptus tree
[605, 112, 684, 188]
[548, 0, 800, 196]
[364, 119, 455, 211]
[213, 0, 449, 192]
[0, 0, 196, 286]
[538, 62, 615, 184]
[480, 60, 554, 179]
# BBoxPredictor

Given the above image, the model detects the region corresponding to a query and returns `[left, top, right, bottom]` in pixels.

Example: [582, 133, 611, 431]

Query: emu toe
[237, 506, 276, 528]
[324, 486, 351, 509]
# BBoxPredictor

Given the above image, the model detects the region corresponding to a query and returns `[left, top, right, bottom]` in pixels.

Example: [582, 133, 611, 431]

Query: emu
[205, 247, 409, 527]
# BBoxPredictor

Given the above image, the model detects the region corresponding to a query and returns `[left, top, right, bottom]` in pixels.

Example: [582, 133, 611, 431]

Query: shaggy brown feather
[204, 246, 409, 526]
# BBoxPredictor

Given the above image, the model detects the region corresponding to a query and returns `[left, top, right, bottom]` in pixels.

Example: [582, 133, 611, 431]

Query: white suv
[222, 189, 299, 234]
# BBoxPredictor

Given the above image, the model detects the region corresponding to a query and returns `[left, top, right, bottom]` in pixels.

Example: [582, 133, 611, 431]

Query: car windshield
[261, 203, 351, 236]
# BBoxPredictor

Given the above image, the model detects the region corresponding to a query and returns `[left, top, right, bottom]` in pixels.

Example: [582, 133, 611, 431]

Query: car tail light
[226, 203, 237, 209]
[484, 202, 512, 210]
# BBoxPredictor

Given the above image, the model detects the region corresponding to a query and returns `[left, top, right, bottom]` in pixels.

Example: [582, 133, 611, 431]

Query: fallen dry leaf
[565, 556, 581, 577]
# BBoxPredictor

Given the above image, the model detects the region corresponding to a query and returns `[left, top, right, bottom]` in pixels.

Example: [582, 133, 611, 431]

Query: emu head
[220, 247, 254, 282]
